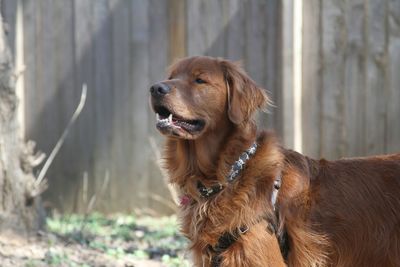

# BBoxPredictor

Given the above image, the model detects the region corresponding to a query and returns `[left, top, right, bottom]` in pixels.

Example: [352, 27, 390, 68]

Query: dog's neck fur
[165, 121, 257, 194]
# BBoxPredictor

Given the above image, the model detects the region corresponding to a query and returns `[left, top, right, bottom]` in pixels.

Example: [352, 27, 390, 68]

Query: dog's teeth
[156, 113, 160, 121]
[168, 114, 173, 123]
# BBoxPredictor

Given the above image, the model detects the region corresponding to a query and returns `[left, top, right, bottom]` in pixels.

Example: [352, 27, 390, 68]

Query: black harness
[196, 142, 289, 266]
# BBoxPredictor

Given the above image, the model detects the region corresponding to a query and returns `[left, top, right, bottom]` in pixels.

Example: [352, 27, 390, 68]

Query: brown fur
[149, 56, 400, 267]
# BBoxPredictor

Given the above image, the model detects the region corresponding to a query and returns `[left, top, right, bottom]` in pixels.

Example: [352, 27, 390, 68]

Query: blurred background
[2, 0, 399, 216]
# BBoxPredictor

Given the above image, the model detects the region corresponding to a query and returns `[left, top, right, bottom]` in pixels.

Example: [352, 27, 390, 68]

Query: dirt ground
[0, 231, 165, 267]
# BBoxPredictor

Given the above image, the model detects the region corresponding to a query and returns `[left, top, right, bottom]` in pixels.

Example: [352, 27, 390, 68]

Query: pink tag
[180, 195, 191, 206]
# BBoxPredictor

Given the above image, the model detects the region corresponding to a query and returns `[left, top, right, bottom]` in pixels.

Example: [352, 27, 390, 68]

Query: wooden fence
[1, 0, 399, 214]
[301, 0, 400, 159]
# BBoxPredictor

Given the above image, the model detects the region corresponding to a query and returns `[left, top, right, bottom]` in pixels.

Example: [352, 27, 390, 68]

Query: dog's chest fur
[164, 131, 289, 265]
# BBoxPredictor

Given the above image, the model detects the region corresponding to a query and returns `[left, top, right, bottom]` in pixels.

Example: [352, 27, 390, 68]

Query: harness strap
[209, 226, 249, 253]
[208, 226, 249, 267]
[207, 174, 288, 266]
[194, 143, 289, 265]
[208, 216, 288, 267]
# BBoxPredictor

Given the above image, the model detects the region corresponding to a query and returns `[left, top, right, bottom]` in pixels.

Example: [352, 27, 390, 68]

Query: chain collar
[227, 142, 258, 182]
[197, 142, 258, 198]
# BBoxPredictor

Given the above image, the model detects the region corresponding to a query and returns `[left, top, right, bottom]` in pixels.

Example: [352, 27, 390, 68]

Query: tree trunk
[0, 0, 44, 235]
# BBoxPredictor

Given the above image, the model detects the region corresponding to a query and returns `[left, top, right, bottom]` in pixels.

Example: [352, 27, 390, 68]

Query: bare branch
[35, 84, 87, 188]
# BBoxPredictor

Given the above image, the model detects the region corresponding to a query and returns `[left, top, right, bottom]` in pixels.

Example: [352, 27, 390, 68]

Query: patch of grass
[46, 213, 190, 266]
[44, 249, 90, 266]
[24, 259, 41, 267]
[162, 254, 191, 267]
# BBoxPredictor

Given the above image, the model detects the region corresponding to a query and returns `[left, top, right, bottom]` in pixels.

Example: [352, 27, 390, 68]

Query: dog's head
[149, 56, 269, 139]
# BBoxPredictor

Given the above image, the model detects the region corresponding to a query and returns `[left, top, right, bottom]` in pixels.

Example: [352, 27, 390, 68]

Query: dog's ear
[220, 60, 269, 125]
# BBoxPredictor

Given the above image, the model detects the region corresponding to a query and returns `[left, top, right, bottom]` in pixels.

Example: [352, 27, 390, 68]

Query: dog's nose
[150, 83, 171, 97]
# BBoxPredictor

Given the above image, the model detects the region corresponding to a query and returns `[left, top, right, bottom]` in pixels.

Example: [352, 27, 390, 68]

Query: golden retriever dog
[149, 56, 400, 267]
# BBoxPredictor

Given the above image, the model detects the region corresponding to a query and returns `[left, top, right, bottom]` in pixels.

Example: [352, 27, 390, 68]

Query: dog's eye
[195, 78, 206, 84]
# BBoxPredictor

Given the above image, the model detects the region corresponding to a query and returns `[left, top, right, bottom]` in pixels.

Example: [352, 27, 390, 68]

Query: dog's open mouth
[154, 105, 205, 137]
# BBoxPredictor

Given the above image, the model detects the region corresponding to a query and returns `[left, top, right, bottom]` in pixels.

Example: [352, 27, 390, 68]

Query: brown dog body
[150, 56, 400, 266]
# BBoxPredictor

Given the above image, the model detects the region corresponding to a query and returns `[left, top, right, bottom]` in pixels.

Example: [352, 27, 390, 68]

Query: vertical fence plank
[39, 0, 59, 145]
[301, 0, 321, 158]
[320, 0, 346, 159]
[387, 0, 400, 153]
[73, 0, 95, 213]
[186, 0, 203, 55]
[271, 1, 284, 138]
[37, 0, 62, 207]
[206, 1, 226, 56]
[224, 0, 245, 61]
[342, 0, 366, 157]
[281, 0, 295, 149]
[2, 0, 17, 57]
[148, 0, 171, 213]
[168, 0, 186, 61]
[92, 0, 113, 212]
[130, 0, 150, 212]
[244, 0, 266, 85]
[52, 0, 79, 212]
[22, 0, 37, 141]
[264, 0, 281, 131]
[245, 0, 268, 128]
[187, 0, 225, 56]
[204, 0, 225, 56]
[110, 0, 131, 212]
[53, 1, 75, 156]
[365, 0, 387, 155]
[148, 0, 169, 98]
